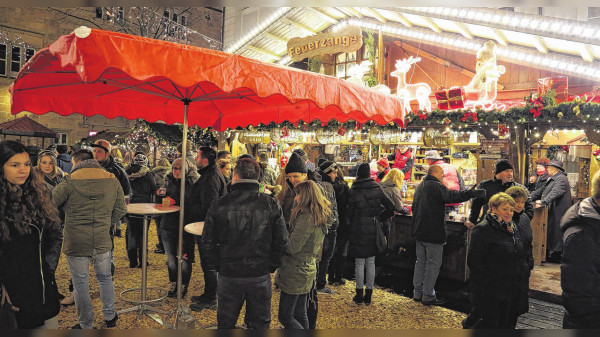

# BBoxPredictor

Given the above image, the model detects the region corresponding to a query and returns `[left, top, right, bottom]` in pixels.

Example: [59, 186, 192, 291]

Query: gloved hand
[471, 189, 486, 199]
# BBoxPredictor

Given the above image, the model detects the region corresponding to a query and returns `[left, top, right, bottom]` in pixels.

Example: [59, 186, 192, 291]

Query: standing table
[184, 222, 204, 236]
[118, 203, 180, 326]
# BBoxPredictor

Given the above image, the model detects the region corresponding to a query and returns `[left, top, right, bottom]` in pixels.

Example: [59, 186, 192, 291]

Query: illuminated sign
[287, 26, 362, 62]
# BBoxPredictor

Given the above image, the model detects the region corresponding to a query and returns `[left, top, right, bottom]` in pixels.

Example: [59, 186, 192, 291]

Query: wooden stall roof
[0, 115, 57, 138]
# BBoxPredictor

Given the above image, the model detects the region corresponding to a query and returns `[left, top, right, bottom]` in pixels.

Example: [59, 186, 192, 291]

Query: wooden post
[377, 29, 384, 85]
[531, 206, 548, 266]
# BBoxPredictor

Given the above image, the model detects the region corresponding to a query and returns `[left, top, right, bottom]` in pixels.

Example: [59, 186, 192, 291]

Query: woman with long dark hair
[276, 180, 332, 329]
[0, 140, 62, 328]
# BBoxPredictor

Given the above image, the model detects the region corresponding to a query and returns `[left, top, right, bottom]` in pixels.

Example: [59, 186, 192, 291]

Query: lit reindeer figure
[391, 57, 432, 113]
[345, 60, 391, 94]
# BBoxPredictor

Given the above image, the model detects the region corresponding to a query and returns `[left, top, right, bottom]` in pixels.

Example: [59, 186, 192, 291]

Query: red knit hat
[377, 157, 389, 168]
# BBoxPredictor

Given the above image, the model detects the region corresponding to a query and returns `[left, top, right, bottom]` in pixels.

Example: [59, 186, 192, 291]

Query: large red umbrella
[9, 26, 404, 327]
[10, 26, 404, 130]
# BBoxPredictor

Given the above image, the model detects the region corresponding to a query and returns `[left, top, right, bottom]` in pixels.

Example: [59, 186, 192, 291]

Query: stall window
[0, 43, 6, 77]
[334, 51, 357, 79]
[25, 48, 35, 63]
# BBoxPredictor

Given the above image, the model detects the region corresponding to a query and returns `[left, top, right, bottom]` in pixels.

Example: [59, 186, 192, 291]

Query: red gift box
[538, 76, 568, 101]
[435, 87, 465, 110]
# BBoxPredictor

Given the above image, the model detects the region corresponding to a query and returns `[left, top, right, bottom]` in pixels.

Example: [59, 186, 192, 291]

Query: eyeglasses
[173, 167, 182, 171]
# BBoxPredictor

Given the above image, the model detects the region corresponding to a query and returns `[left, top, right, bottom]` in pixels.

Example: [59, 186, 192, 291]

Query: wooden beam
[420, 16, 442, 33]
[580, 44, 595, 62]
[491, 28, 508, 46]
[454, 22, 473, 40]
[396, 46, 439, 88]
[263, 32, 288, 44]
[387, 11, 413, 28]
[245, 45, 281, 60]
[378, 29, 384, 84]
[532, 36, 548, 54]
[346, 7, 364, 18]
[363, 7, 387, 23]
[282, 18, 316, 35]
[335, 7, 356, 18]
[308, 7, 338, 24]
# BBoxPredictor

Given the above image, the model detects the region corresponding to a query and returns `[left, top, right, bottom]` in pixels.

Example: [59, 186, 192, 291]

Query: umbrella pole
[175, 101, 190, 328]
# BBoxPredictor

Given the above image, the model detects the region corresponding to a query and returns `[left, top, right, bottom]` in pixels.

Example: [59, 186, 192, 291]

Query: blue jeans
[66, 250, 116, 329]
[355, 256, 375, 289]
[160, 229, 195, 284]
[196, 236, 218, 299]
[316, 231, 337, 289]
[412, 240, 444, 302]
[217, 274, 272, 329]
[278, 291, 308, 329]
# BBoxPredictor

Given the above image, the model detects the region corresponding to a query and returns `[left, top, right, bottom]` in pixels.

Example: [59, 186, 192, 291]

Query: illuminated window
[334, 51, 357, 79]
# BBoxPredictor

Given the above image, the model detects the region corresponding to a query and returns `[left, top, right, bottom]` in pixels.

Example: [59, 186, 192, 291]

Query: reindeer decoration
[345, 60, 392, 94]
[390, 57, 432, 114]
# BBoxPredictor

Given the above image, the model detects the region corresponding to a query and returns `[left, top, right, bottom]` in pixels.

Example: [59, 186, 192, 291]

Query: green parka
[53, 160, 127, 257]
[275, 212, 327, 295]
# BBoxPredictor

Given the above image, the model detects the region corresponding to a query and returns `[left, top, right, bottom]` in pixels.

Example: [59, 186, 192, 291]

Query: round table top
[184, 222, 204, 236]
[127, 203, 180, 215]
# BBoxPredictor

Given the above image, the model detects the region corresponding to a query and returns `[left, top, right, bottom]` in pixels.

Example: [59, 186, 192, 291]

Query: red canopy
[9, 27, 404, 130]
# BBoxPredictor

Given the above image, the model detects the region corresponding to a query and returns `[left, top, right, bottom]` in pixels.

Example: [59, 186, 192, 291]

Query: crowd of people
[1, 138, 599, 329]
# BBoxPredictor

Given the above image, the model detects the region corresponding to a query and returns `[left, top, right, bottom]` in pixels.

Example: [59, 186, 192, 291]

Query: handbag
[1, 283, 19, 329]
[373, 217, 387, 253]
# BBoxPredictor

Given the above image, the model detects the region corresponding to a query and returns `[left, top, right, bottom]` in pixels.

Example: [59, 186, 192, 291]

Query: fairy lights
[226, 7, 293, 54]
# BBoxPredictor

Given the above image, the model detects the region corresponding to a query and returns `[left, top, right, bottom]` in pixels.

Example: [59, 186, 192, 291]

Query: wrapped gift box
[538, 76, 568, 101]
[435, 87, 465, 110]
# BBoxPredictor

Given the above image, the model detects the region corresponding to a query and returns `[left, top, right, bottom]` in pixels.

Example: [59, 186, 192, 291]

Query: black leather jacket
[201, 181, 288, 278]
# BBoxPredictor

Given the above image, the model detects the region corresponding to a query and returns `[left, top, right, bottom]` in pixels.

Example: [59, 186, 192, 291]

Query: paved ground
[516, 298, 565, 329]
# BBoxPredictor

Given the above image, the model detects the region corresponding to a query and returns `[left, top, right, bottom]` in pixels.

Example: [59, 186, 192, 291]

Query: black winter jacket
[160, 170, 200, 232]
[469, 179, 533, 223]
[468, 213, 525, 301]
[347, 177, 395, 258]
[100, 155, 131, 197]
[531, 170, 572, 252]
[0, 221, 62, 328]
[332, 174, 350, 237]
[513, 211, 534, 315]
[126, 165, 157, 204]
[201, 181, 288, 278]
[186, 163, 227, 224]
[560, 198, 600, 328]
[412, 175, 479, 244]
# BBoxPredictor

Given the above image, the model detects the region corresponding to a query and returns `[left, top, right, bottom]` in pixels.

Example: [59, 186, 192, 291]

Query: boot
[167, 282, 177, 298]
[353, 288, 363, 304]
[364, 289, 373, 305]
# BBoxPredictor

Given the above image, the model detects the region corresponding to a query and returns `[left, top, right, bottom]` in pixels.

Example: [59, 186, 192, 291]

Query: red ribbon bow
[460, 111, 478, 123]
[418, 112, 428, 120]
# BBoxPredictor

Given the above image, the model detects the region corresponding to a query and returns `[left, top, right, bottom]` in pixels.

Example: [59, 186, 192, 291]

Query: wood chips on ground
[54, 221, 466, 329]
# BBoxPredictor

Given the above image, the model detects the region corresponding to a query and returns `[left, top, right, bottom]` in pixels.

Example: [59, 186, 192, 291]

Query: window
[117, 7, 124, 23]
[95, 7, 103, 18]
[56, 133, 68, 145]
[181, 15, 188, 26]
[172, 13, 178, 23]
[334, 51, 357, 80]
[10, 46, 21, 77]
[164, 10, 171, 35]
[25, 48, 35, 63]
[0, 44, 6, 77]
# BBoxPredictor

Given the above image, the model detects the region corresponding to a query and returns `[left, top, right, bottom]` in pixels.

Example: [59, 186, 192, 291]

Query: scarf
[489, 213, 516, 234]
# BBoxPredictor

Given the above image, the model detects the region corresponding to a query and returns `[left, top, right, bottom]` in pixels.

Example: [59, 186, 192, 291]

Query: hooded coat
[531, 170, 572, 252]
[560, 197, 600, 328]
[126, 164, 157, 204]
[152, 159, 171, 188]
[53, 159, 127, 256]
[347, 177, 396, 257]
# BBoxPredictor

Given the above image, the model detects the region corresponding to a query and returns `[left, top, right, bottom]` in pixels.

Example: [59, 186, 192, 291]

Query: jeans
[160, 229, 195, 284]
[196, 236, 218, 299]
[278, 291, 308, 329]
[66, 250, 116, 329]
[217, 274, 272, 329]
[316, 231, 337, 289]
[355, 256, 375, 289]
[412, 240, 444, 302]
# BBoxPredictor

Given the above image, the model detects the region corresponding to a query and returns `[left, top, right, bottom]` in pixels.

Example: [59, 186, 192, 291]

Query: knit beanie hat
[357, 163, 371, 179]
[495, 159, 514, 175]
[285, 153, 307, 174]
[377, 157, 389, 168]
[292, 148, 308, 162]
[317, 158, 327, 167]
[319, 160, 337, 174]
[133, 153, 148, 166]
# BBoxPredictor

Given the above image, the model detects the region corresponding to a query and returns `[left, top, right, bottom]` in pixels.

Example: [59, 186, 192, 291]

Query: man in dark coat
[561, 170, 600, 329]
[55, 144, 73, 173]
[465, 159, 533, 229]
[412, 165, 485, 306]
[188, 146, 227, 310]
[201, 158, 288, 329]
[531, 159, 572, 262]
